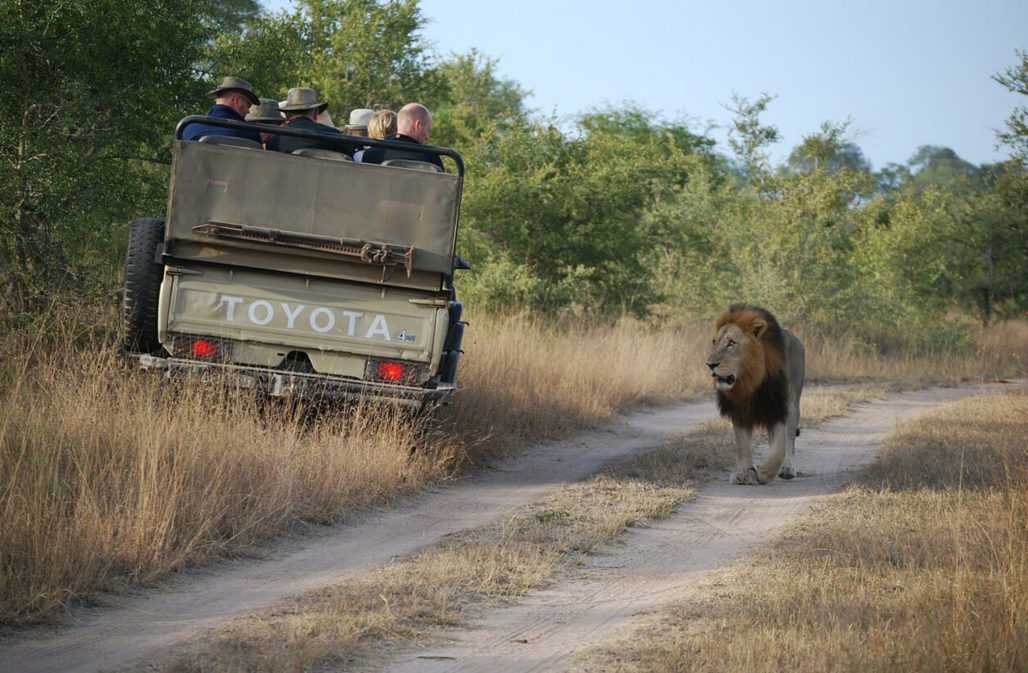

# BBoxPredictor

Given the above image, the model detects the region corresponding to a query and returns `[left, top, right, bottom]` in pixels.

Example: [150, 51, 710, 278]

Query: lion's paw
[730, 466, 761, 485]
[778, 465, 796, 480]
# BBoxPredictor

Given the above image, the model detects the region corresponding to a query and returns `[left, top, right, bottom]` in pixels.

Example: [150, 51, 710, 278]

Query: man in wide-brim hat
[183, 76, 262, 144]
[246, 98, 285, 149]
[274, 87, 346, 155]
[246, 98, 284, 124]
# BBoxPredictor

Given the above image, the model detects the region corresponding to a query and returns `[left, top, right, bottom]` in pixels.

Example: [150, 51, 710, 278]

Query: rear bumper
[130, 354, 457, 407]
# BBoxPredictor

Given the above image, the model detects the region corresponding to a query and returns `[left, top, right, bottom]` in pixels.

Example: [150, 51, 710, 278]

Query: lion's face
[706, 323, 766, 394]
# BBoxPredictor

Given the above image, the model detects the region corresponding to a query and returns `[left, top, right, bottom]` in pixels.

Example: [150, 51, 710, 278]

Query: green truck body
[123, 123, 467, 407]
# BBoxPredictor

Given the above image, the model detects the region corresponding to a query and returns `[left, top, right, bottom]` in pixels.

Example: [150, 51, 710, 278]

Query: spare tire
[122, 218, 166, 354]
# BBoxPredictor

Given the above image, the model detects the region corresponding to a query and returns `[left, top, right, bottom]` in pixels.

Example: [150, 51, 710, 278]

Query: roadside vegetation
[581, 388, 1028, 673]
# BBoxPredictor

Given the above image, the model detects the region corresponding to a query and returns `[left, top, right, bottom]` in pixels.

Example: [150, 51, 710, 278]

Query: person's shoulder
[207, 105, 241, 120]
[315, 122, 342, 135]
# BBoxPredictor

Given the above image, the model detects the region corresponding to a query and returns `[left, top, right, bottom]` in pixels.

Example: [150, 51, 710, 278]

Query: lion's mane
[715, 304, 789, 431]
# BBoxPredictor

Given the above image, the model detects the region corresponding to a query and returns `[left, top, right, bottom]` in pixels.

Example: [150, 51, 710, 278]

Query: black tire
[122, 218, 166, 354]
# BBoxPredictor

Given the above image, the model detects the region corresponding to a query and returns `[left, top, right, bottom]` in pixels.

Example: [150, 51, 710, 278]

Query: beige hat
[347, 108, 374, 128]
[279, 87, 327, 112]
[246, 98, 284, 124]
[206, 76, 259, 105]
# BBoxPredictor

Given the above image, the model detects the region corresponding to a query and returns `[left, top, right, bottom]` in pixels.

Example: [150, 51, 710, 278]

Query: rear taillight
[191, 339, 218, 358]
[366, 359, 426, 385]
[376, 361, 406, 382]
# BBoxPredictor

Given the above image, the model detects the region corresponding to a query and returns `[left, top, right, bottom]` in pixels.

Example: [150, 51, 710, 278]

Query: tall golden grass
[802, 319, 1028, 383]
[0, 314, 705, 626]
[1, 312, 1025, 626]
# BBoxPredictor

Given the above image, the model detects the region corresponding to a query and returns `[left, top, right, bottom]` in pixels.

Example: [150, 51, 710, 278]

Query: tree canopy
[0, 1, 1024, 348]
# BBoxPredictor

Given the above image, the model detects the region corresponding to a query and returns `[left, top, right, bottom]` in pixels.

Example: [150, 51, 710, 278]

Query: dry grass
[158, 385, 882, 673]
[0, 308, 1024, 629]
[441, 315, 710, 453]
[582, 388, 1028, 673]
[803, 319, 1028, 384]
[0, 314, 702, 627]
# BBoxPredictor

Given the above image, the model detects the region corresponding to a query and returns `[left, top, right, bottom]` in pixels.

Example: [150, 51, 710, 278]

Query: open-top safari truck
[121, 116, 468, 407]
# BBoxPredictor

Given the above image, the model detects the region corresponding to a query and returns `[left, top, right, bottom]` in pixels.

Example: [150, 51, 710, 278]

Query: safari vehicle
[121, 116, 467, 408]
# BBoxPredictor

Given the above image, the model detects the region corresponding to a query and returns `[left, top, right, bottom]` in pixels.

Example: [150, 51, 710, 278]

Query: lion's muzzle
[713, 373, 736, 390]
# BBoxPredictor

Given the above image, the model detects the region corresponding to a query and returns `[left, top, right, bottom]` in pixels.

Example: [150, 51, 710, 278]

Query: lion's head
[706, 305, 785, 400]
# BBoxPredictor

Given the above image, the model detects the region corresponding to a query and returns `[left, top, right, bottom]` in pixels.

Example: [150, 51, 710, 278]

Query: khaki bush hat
[246, 98, 285, 124]
[279, 87, 327, 112]
[280, 99, 328, 114]
[347, 108, 374, 128]
[207, 76, 259, 105]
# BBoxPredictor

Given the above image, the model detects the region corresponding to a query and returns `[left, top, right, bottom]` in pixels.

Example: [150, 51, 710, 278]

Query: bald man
[357, 102, 444, 170]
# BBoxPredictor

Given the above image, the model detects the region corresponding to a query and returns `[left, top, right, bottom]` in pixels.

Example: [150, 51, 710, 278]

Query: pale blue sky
[264, 0, 1026, 168]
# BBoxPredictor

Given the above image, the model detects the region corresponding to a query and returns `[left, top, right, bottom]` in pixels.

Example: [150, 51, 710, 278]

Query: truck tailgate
[162, 265, 443, 363]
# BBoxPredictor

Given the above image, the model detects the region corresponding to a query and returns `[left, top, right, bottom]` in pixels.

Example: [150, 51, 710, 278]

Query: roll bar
[173, 115, 465, 177]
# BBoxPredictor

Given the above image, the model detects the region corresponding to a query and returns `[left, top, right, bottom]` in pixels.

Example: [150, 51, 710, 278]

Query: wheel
[122, 218, 166, 354]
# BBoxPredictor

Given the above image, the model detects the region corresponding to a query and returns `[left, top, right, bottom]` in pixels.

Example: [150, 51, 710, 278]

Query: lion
[706, 304, 805, 485]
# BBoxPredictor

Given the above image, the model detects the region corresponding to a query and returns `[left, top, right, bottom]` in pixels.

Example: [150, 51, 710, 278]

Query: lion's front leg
[729, 423, 759, 485]
[758, 422, 788, 484]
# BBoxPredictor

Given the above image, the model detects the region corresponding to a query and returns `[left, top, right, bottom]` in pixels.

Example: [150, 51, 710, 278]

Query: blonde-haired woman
[368, 109, 397, 140]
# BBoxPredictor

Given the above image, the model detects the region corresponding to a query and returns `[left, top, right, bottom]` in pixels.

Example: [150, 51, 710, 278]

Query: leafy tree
[459, 109, 708, 315]
[207, 0, 445, 123]
[786, 120, 871, 176]
[994, 49, 1028, 166]
[874, 161, 911, 194]
[203, 0, 262, 33]
[905, 145, 980, 192]
[205, 8, 310, 100]
[0, 0, 211, 315]
[725, 93, 780, 187]
[301, 0, 442, 112]
[430, 49, 529, 149]
[855, 173, 1028, 328]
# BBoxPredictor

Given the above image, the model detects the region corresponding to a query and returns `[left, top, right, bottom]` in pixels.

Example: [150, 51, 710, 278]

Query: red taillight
[191, 339, 218, 358]
[376, 361, 406, 382]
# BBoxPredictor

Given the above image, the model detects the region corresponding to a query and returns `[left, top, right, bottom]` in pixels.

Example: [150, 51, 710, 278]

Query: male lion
[706, 304, 805, 485]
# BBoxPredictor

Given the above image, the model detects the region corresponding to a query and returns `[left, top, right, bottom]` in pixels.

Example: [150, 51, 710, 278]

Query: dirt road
[0, 401, 717, 673]
[381, 385, 1004, 673]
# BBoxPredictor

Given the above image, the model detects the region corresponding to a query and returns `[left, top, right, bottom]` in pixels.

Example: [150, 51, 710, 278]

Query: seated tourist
[245, 98, 285, 150]
[368, 109, 397, 140]
[344, 108, 375, 137]
[316, 103, 336, 129]
[274, 87, 345, 155]
[182, 76, 262, 144]
[354, 109, 397, 162]
[358, 103, 444, 171]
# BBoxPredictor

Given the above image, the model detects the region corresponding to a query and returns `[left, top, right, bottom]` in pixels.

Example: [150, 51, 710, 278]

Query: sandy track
[382, 384, 1003, 673]
[0, 401, 718, 673]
